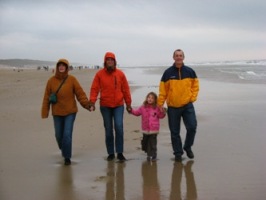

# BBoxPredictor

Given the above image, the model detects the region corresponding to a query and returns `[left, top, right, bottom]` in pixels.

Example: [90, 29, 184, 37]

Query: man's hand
[159, 105, 165, 113]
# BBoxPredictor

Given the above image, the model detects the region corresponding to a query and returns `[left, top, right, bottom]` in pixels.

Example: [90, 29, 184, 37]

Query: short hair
[173, 49, 185, 58]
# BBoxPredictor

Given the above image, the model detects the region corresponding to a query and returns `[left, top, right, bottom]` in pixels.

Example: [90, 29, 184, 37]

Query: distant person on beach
[88, 52, 132, 161]
[158, 49, 199, 162]
[129, 92, 166, 161]
[41, 58, 90, 165]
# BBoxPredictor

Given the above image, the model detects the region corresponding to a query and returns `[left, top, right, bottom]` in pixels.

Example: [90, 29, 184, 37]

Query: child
[129, 92, 166, 161]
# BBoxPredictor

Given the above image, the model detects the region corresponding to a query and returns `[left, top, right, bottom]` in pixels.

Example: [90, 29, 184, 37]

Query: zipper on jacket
[114, 76, 117, 89]
[178, 68, 181, 80]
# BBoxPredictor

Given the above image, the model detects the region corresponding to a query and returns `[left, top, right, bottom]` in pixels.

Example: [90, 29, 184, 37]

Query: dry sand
[0, 67, 266, 200]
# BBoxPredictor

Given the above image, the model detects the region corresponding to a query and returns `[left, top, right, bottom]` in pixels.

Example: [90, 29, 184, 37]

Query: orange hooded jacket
[89, 52, 132, 107]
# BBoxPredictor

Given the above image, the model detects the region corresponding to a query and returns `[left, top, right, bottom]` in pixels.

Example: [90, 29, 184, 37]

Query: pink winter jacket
[131, 105, 166, 134]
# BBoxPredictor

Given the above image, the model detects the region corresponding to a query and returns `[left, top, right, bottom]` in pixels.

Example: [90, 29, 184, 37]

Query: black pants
[141, 134, 157, 158]
[167, 104, 197, 156]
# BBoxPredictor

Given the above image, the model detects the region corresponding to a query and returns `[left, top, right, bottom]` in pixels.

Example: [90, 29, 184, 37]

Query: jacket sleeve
[121, 73, 132, 106]
[158, 77, 169, 106]
[41, 80, 51, 118]
[89, 72, 101, 104]
[190, 77, 199, 103]
[73, 76, 89, 108]
[131, 106, 142, 116]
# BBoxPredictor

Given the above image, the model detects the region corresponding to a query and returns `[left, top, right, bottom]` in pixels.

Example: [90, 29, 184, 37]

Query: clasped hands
[87, 101, 95, 112]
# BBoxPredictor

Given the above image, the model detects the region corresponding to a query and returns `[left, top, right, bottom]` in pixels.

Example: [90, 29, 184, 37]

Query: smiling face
[105, 57, 116, 72]
[58, 63, 67, 73]
[106, 58, 115, 68]
[173, 49, 185, 67]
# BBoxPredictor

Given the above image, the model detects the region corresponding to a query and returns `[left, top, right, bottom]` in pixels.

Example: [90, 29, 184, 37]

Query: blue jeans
[53, 113, 76, 159]
[100, 105, 124, 155]
[167, 103, 197, 156]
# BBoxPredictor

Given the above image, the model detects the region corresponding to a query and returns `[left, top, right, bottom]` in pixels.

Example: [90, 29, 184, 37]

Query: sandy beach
[1, 65, 266, 200]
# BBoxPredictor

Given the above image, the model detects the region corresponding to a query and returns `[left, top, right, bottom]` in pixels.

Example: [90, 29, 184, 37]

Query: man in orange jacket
[88, 52, 132, 161]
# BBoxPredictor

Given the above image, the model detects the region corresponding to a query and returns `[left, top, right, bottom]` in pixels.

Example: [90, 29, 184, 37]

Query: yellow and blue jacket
[158, 64, 199, 108]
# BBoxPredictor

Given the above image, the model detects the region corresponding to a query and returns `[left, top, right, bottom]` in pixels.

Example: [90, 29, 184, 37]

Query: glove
[126, 105, 132, 113]
[88, 101, 95, 112]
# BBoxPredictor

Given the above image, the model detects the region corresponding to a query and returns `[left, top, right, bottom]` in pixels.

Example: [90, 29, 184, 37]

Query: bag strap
[55, 76, 68, 94]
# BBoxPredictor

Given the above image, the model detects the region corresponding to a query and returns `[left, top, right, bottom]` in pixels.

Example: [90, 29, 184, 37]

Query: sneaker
[117, 153, 126, 161]
[184, 148, 194, 159]
[64, 158, 71, 165]
[107, 154, 115, 161]
[175, 155, 182, 162]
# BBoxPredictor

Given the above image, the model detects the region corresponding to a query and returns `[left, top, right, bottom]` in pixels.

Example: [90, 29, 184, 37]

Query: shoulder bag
[49, 76, 68, 104]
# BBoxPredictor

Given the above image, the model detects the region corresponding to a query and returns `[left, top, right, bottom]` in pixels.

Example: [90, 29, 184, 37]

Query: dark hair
[104, 59, 117, 68]
[173, 49, 185, 58]
[57, 62, 68, 68]
[143, 92, 158, 108]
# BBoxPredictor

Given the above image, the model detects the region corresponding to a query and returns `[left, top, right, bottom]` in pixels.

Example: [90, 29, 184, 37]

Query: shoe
[175, 155, 182, 162]
[64, 158, 71, 165]
[117, 153, 126, 161]
[184, 148, 194, 159]
[107, 154, 115, 161]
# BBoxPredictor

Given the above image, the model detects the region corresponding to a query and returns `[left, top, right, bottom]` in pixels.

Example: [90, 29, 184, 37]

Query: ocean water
[218, 65, 266, 80]
[191, 59, 266, 81]
[194, 64, 266, 82]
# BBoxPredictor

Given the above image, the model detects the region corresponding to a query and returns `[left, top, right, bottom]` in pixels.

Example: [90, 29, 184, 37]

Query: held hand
[159, 106, 165, 113]
[88, 101, 95, 112]
[89, 105, 95, 112]
[126, 105, 132, 113]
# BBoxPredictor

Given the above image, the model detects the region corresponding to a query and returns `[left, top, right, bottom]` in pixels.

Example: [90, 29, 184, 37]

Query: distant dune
[0, 59, 56, 68]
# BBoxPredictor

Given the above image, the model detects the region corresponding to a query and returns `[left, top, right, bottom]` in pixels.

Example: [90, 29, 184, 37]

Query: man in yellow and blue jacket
[158, 49, 199, 162]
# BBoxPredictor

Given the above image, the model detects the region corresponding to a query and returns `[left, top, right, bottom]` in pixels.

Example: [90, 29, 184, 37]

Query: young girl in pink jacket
[130, 92, 166, 161]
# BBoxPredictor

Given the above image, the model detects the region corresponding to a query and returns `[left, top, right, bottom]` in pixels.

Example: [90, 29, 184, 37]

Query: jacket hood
[55, 58, 69, 79]
[104, 52, 117, 68]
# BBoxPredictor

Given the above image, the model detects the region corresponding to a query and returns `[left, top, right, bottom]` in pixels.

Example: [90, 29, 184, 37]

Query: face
[173, 50, 184, 66]
[147, 94, 155, 105]
[58, 63, 67, 72]
[106, 58, 115, 70]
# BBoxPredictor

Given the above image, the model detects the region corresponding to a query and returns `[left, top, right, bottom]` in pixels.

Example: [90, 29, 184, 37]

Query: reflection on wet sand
[105, 161, 125, 200]
[170, 160, 197, 200]
[54, 166, 77, 200]
[142, 161, 160, 200]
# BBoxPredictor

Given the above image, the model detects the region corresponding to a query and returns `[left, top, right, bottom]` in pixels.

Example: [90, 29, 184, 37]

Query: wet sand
[0, 67, 266, 199]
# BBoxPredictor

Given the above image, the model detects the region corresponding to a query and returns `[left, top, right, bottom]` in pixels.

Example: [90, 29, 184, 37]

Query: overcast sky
[0, 0, 265, 66]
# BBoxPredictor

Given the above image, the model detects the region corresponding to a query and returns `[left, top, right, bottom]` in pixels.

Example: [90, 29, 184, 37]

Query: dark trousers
[141, 134, 157, 158]
[100, 105, 124, 155]
[167, 103, 197, 156]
